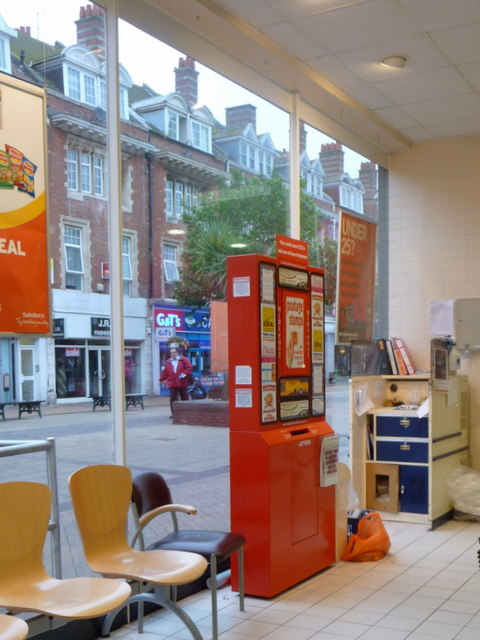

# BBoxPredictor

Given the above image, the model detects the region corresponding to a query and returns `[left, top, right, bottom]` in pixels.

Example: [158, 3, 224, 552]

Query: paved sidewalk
[0, 383, 350, 580]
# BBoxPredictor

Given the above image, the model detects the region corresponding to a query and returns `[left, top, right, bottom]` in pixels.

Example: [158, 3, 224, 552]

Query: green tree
[175, 169, 320, 306]
[318, 236, 338, 312]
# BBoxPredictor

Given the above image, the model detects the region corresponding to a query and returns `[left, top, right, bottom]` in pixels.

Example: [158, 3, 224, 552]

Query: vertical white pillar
[289, 91, 301, 240]
[105, 0, 126, 465]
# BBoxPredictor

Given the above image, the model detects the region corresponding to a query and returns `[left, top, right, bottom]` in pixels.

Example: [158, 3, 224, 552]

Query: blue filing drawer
[376, 415, 428, 438]
[376, 438, 428, 463]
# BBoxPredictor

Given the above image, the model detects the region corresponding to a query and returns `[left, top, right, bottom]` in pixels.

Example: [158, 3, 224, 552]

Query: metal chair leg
[210, 554, 218, 640]
[238, 546, 245, 612]
[101, 586, 204, 639]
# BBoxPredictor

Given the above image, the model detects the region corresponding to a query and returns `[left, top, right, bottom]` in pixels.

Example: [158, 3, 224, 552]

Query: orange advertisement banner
[0, 74, 50, 335]
[337, 211, 377, 343]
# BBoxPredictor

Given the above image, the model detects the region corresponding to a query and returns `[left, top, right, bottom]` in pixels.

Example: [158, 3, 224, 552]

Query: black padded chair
[131, 471, 245, 640]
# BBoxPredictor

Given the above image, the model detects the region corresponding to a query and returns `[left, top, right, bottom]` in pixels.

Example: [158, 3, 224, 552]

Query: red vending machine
[228, 237, 338, 598]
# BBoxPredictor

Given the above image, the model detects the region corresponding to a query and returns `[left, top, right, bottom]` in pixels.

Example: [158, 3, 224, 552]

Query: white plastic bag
[447, 465, 480, 519]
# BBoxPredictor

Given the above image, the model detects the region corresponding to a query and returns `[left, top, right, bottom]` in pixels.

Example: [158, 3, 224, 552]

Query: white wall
[389, 135, 480, 468]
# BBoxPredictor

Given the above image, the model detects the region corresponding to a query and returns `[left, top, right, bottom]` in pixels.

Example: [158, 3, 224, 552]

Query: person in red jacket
[159, 346, 193, 417]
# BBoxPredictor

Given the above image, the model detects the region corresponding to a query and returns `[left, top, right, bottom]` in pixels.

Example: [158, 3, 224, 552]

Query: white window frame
[192, 187, 199, 208]
[240, 142, 247, 166]
[68, 147, 104, 197]
[265, 154, 273, 176]
[64, 225, 84, 291]
[166, 180, 174, 219]
[67, 150, 78, 191]
[84, 74, 96, 106]
[119, 87, 128, 120]
[81, 153, 92, 193]
[248, 146, 256, 171]
[175, 182, 184, 218]
[167, 110, 179, 139]
[0, 36, 8, 72]
[192, 120, 210, 152]
[93, 156, 104, 196]
[67, 67, 81, 101]
[163, 244, 180, 283]
[122, 236, 133, 296]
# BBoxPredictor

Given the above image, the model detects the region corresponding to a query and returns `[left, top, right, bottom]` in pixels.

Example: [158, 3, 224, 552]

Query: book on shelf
[391, 337, 417, 375]
[391, 338, 408, 375]
[376, 339, 393, 375]
[385, 339, 399, 375]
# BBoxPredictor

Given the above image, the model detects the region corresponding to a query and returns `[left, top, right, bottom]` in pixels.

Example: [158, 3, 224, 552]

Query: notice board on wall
[0, 73, 50, 335]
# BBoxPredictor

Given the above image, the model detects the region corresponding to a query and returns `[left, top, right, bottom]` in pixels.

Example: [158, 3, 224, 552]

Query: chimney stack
[299, 121, 307, 154]
[320, 142, 344, 177]
[175, 56, 199, 107]
[76, 4, 106, 61]
[225, 104, 257, 130]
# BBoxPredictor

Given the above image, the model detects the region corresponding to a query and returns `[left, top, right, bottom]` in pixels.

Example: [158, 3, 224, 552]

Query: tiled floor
[110, 518, 480, 640]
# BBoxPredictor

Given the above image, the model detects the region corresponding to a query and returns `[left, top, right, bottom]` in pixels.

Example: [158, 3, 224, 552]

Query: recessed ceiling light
[379, 55, 407, 69]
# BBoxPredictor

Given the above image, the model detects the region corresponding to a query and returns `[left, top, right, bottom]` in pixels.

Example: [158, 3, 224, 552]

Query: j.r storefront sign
[153, 306, 211, 341]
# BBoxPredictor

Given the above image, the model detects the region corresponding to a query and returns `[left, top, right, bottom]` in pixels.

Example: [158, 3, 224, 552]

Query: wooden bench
[0, 400, 44, 420]
[125, 394, 145, 410]
[91, 395, 111, 411]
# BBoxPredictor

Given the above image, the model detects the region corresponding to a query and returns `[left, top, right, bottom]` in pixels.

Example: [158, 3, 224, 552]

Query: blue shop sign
[153, 307, 210, 334]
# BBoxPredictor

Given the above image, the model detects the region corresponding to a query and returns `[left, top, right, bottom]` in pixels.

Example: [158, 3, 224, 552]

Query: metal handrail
[0, 437, 61, 577]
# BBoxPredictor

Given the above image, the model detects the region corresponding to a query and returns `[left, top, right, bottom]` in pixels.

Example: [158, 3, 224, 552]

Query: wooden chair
[131, 471, 245, 640]
[0, 615, 28, 640]
[69, 464, 208, 639]
[0, 482, 131, 629]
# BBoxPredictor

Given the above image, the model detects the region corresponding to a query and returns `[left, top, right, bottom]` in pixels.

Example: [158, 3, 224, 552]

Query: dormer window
[0, 16, 15, 75]
[67, 67, 81, 101]
[0, 37, 7, 72]
[84, 74, 96, 105]
[165, 109, 187, 142]
[191, 121, 210, 152]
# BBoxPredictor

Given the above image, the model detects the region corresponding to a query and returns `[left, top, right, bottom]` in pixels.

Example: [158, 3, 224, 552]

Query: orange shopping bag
[341, 511, 391, 562]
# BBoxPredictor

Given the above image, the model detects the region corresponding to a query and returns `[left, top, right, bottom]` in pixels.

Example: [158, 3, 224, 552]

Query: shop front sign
[91, 317, 111, 337]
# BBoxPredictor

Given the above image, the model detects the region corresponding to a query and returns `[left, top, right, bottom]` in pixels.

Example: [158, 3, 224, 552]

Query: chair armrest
[138, 503, 197, 528]
[131, 503, 197, 548]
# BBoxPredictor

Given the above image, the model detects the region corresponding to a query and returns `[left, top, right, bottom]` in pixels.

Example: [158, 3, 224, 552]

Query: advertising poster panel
[337, 211, 377, 343]
[0, 74, 50, 335]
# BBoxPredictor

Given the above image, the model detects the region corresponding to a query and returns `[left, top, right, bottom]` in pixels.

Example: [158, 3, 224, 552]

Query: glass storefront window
[55, 345, 86, 398]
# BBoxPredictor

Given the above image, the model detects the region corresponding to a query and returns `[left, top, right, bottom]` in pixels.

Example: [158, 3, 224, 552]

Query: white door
[19, 343, 35, 400]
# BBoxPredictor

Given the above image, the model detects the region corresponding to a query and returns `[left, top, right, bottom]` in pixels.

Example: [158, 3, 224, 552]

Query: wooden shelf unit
[349, 374, 469, 528]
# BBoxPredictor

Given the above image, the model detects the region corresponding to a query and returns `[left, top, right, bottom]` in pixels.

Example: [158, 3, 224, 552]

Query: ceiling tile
[216, 0, 283, 26]
[429, 23, 480, 65]
[372, 105, 420, 129]
[337, 34, 452, 82]
[397, 124, 435, 142]
[374, 67, 472, 105]
[292, 0, 423, 53]
[402, 93, 480, 125]
[399, 0, 480, 31]
[261, 22, 329, 60]
[267, 0, 369, 20]
[307, 53, 365, 87]
[458, 61, 480, 91]
[343, 82, 394, 110]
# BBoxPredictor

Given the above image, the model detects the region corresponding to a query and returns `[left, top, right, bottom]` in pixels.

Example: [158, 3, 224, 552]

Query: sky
[1, 1, 367, 175]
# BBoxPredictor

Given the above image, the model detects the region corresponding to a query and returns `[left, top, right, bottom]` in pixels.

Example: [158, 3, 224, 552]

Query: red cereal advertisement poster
[0, 74, 50, 335]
